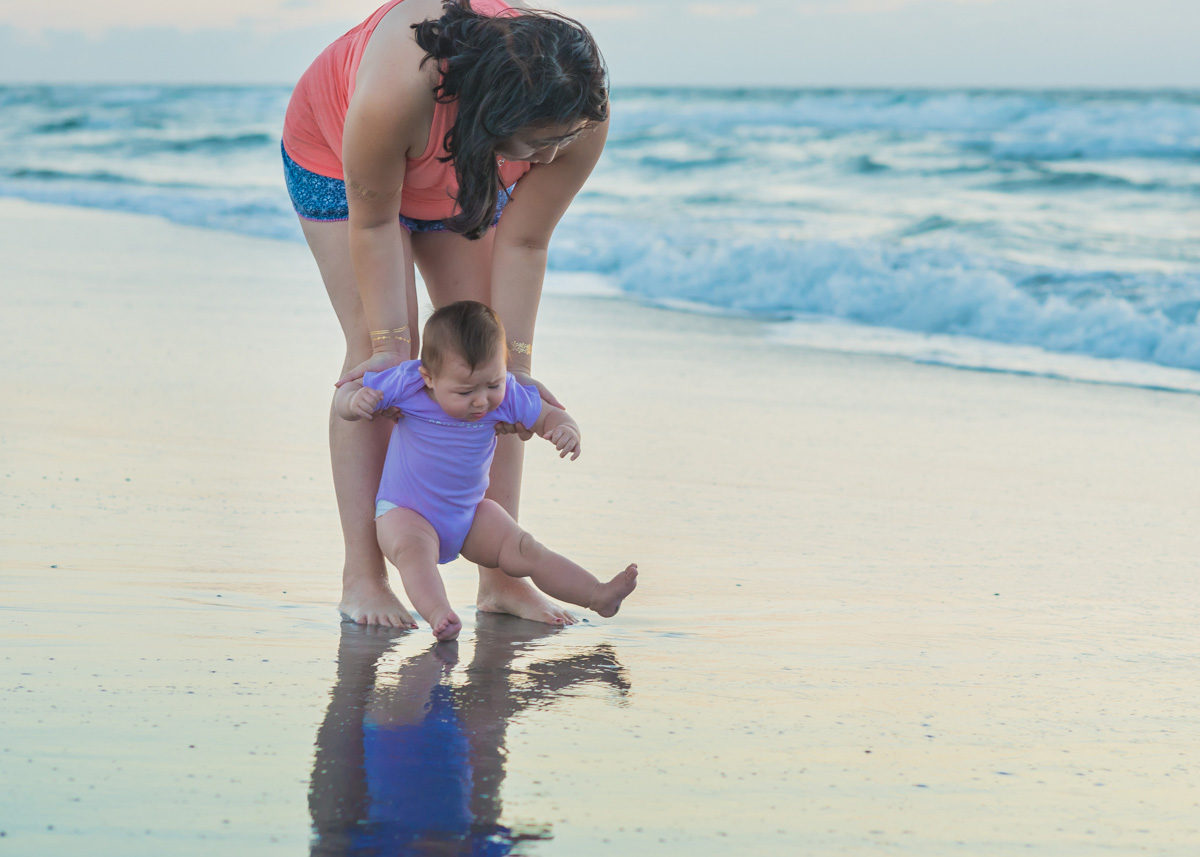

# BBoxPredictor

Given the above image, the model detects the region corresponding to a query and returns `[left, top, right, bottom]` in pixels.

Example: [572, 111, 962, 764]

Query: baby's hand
[547, 424, 581, 460]
[350, 386, 384, 420]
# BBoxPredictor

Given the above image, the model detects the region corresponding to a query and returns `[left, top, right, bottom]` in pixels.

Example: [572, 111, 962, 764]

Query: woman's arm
[338, 47, 433, 380]
[489, 118, 610, 375]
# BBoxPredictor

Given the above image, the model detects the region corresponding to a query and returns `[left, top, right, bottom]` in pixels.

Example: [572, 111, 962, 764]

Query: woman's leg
[411, 229, 575, 625]
[300, 217, 419, 628]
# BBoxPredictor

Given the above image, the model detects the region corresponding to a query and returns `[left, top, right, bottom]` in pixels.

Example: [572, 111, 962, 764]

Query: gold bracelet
[508, 340, 532, 356]
[369, 326, 411, 346]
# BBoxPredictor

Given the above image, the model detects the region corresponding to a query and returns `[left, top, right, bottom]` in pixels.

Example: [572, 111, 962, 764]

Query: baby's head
[419, 301, 508, 421]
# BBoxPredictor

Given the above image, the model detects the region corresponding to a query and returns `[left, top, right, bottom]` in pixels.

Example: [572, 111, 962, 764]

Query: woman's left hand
[496, 371, 563, 440]
[494, 421, 534, 439]
[511, 370, 563, 409]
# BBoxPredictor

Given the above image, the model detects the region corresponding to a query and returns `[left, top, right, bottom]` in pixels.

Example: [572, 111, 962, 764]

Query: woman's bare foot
[339, 572, 418, 629]
[476, 570, 577, 626]
[429, 608, 462, 642]
[588, 564, 639, 618]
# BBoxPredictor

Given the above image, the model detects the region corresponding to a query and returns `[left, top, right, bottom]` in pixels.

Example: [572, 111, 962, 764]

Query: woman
[282, 0, 609, 628]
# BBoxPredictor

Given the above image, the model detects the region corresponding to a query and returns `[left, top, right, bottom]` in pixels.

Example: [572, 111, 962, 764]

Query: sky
[0, 0, 1197, 88]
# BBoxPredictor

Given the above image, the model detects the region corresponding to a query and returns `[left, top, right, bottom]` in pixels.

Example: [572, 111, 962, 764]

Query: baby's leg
[461, 500, 638, 618]
[375, 508, 461, 641]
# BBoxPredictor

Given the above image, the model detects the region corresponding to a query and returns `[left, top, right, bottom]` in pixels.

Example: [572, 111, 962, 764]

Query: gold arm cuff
[369, 326, 412, 346]
[508, 340, 532, 356]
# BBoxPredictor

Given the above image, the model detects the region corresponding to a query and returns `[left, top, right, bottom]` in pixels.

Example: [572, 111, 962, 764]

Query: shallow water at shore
[5, 200, 1200, 854]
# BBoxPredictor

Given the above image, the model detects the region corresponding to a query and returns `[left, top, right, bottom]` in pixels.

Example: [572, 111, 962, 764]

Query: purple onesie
[363, 360, 544, 564]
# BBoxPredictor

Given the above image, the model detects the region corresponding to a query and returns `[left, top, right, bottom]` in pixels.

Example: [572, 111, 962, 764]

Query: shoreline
[8, 191, 1200, 398]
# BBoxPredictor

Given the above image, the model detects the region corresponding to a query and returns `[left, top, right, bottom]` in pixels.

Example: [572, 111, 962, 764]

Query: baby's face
[422, 349, 507, 421]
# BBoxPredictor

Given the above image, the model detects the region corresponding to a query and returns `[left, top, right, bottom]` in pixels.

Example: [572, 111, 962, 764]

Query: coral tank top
[281, 0, 532, 220]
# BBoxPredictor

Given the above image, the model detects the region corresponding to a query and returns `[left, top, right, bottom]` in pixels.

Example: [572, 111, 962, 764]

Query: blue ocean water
[4, 84, 1199, 389]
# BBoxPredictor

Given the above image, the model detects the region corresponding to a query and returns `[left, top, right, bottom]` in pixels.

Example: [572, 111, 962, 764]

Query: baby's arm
[334, 380, 385, 421]
[530, 402, 582, 460]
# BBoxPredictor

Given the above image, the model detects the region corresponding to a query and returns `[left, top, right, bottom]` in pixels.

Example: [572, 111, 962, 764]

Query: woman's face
[495, 121, 588, 165]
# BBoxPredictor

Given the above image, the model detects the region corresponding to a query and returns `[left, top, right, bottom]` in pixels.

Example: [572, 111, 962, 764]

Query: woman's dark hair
[412, 0, 608, 239]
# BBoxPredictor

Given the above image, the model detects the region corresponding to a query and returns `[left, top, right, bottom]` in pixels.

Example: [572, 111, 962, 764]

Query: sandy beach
[3, 196, 1200, 855]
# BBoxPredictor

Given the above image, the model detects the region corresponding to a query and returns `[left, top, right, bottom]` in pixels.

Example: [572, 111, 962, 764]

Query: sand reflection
[308, 614, 629, 855]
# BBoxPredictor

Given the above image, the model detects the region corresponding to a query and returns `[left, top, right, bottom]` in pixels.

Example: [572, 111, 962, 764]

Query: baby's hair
[421, 300, 507, 376]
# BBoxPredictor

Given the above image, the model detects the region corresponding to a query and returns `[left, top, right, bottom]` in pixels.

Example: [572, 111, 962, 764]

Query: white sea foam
[549, 225, 1200, 373]
[770, 316, 1200, 394]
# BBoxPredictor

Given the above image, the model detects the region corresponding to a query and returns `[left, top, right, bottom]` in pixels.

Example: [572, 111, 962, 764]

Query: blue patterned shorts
[282, 142, 511, 233]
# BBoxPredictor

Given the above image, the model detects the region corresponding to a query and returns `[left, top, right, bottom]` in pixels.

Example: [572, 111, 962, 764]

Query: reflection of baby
[334, 300, 638, 640]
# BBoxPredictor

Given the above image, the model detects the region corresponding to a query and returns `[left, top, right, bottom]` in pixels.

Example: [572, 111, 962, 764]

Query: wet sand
[3, 197, 1200, 854]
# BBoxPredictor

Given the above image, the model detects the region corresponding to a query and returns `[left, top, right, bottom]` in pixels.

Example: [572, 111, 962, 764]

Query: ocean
[4, 84, 1199, 391]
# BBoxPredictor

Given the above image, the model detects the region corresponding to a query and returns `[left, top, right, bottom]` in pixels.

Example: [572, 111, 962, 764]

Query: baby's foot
[430, 608, 462, 642]
[339, 575, 418, 630]
[589, 564, 639, 618]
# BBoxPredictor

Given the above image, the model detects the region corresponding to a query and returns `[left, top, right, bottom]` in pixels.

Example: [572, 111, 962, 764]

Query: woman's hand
[336, 351, 408, 388]
[510, 370, 563, 409]
[496, 371, 564, 440]
[494, 421, 534, 439]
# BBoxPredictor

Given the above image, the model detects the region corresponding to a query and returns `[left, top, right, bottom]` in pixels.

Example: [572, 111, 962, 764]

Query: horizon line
[2, 80, 1199, 93]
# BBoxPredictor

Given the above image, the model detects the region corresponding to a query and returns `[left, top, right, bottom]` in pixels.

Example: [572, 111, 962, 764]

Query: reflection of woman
[282, 0, 610, 628]
[308, 618, 628, 854]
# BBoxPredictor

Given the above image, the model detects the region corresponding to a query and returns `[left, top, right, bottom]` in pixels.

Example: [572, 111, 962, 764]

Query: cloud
[688, 3, 759, 15]
[719, 0, 1002, 13]
[0, 0, 1007, 35]
[0, 0, 354, 35]
[546, 3, 646, 20]
[812, 0, 1001, 11]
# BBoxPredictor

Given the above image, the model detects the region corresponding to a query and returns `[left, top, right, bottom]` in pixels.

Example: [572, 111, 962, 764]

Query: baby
[334, 300, 638, 640]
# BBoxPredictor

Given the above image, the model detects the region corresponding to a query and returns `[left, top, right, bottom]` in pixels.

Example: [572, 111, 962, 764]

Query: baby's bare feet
[589, 564, 638, 618]
[339, 575, 418, 629]
[430, 608, 462, 642]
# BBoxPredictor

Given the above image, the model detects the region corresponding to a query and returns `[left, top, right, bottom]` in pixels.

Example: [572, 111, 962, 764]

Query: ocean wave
[847, 154, 889, 174]
[32, 116, 88, 134]
[636, 152, 744, 171]
[7, 167, 136, 184]
[87, 132, 280, 157]
[984, 169, 1198, 196]
[3, 83, 1199, 389]
[608, 88, 1200, 163]
[548, 217, 1200, 372]
[26, 132, 280, 156]
[3, 167, 207, 190]
[154, 131, 276, 152]
[0, 181, 300, 242]
[770, 317, 1200, 395]
[896, 215, 957, 237]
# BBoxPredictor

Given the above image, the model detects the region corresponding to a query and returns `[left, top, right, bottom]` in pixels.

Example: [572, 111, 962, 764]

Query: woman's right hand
[336, 351, 408, 388]
[509, 370, 564, 410]
[496, 371, 564, 440]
